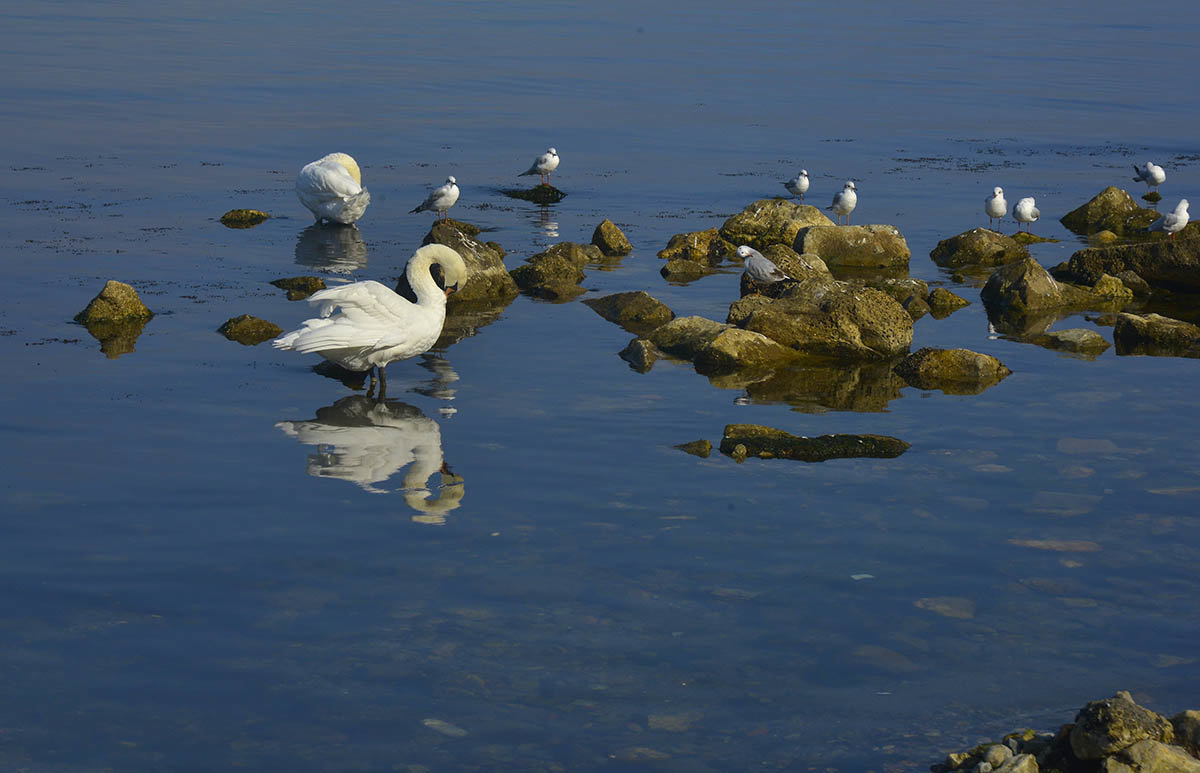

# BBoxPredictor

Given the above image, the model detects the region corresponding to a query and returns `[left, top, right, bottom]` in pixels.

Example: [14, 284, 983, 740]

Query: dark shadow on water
[294, 223, 369, 274]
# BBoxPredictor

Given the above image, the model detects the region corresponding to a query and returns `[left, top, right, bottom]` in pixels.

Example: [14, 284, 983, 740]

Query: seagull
[410, 176, 460, 220]
[1132, 162, 1166, 192]
[1148, 199, 1190, 239]
[828, 181, 857, 225]
[519, 147, 560, 185]
[784, 170, 810, 201]
[296, 152, 371, 225]
[274, 244, 468, 393]
[737, 245, 791, 284]
[985, 186, 1007, 230]
[1013, 196, 1040, 232]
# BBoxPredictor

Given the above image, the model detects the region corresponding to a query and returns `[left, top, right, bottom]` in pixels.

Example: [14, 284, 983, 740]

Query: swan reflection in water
[294, 223, 369, 274]
[277, 396, 464, 523]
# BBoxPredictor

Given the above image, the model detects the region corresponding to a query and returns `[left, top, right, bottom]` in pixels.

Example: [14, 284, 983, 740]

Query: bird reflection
[276, 396, 464, 521]
[294, 223, 369, 274]
[411, 354, 460, 414]
[530, 205, 559, 240]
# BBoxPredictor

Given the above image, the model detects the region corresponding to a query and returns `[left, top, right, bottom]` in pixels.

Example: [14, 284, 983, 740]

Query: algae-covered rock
[660, 258, 714, 282]
[1069, 691, 1174, 760]
[1112, 313, 1200, 358]
[740, 280, 914, 360]
[981, 258, 1131, 316]
[719, 198, 834, 250]
[220, 208, 270, 228]
[74, 280, 154, 324]
[927, 287, 970, 318]
[591, 219, 632, 256]
[693, 328, 800, 376]
[218, 314, 283, 345]
[82, 319, 151, 359]
[583, 291, 675, 335]
[1173, 710, 1200, 758]
[503, 184, 566, 204]
[725, 359, 908, 414]
[647, 316, 727, 360]
[270, 275, 326, 300]
[866, 277, 930, 307]
[930, 228, 1030, 268]
[1009, 231, 1058, 246]
[1052, 228, 1200, 291]
[1104, 739, 1200, 773]
[1029, 328, 1112, 357]
[1060, 186, 1161, 236]
[419, 219, 519, 303]
[894, 347, 1012, 394]
[533, 241, 604, 267]
[619, 338, 662, 372]
[657, 228, 737, 265]
[508, 243, 597, 301]
[792, 224, 911, 275]
[718, 423, 910, 462]
[675, 439, 712, 458]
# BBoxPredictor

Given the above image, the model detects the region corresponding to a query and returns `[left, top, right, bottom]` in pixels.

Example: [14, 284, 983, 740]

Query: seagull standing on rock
[1013, 196, 1040, 233]
[1148, 199, 1190, 239]
[985, 186, 1007, 230]
[784, 170, 810, 201]
[1132, 162, 1166, 192]
[519, 147, 560, 185]
[410, 176, 460, 220]
[828, 181, 857, 225]
[737, 245, 791, 284]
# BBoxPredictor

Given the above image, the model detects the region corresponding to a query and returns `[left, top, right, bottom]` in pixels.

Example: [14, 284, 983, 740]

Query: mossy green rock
[927, 287, 970, 318]
[894, 347, 1012, 394]
[1009, 231, 1058, 245]
[647, 316, 727, 360]
[658, 228, 737, 265]
[981, 258, 1131, 316]
[737, 245, 831, 297]
[719, 198, 834, 250]
[693, 328, 800, 376]
[82, 319, 150, 359]
[582, 291, 675, 335]
[719, 424, 910, 462]
[1060, 186, 1160, 235]
[1069, 691, 1174, 760]
[674, 439, 712, 458]
[930, 228, 1030, 268]
[220, 208, 270, 228]
[218, 314, 283, 346]
[1029, 328, 1111, 357]
[591, 219, 632, 256]
[793, 224, 911, 274]
[270, 276, 326, 300]
[503, 184, 566, 204]
[619, 338, 661, 372]
[419, 219, 519, 303]
[1112, 313, 1200, 358]
[74, 280, 154, 324]
[660, 258, 713, 282]
[509, 243, 600, 300]
[1053, 224, 1200, 290]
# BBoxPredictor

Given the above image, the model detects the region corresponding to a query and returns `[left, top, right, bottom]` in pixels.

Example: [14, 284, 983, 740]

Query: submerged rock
[894, 347, 1012, 394]
[583, 291, 675, 335]
[930, 228, 1030, 269]
[218, 314, 282, 345]
[675, 439, 712, 458]
[502, 184, 566, 204]
[1052, 228, 1200, 291]
[718, 423, 910, 462]
[1070, 691, 1174, 760]
[75, 280, 154, 325]
[419, 219, 519, 302]
[792, 224, 911, 275]
[1112, 312, 1200, 358]
[591, 218, 632, 256]
[1029, 328, 1111, 357]
[927, 287, 970, 318]
[270, 275, 326, 300]
[619, 338, 662, 372]
[1060, 186, 1160, 236]
[220, 208, 270, 228]
[719, 198, 834, 250]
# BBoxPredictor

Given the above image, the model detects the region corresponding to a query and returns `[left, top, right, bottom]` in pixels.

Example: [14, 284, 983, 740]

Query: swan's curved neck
[406, 252, 449, 307]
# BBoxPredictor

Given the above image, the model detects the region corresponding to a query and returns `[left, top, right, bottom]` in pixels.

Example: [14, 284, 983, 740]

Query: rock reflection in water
[713, 360, 908, 413]
[82, 318, 151, 359]
[276, 395, 464, 521]
[294, 224, 368, 274]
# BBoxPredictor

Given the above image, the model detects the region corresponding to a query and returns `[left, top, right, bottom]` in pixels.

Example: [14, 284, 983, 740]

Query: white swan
[828, 181, 857, 225]
[410, 176, 460, 220]
[1013, 196, 1040, 232]
[1148, 199, 1190, 239]
[519, 147, 560, 185]
[985, 186, 1007, 230]
[296, 152, 371, 225]
[783, 170, 810, 201]
[1132, 161, 1166, 192]
[737, 245, 791, 283]
[274, 244, 468, 389]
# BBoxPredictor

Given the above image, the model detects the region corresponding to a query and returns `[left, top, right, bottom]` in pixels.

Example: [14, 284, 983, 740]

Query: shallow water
[2, 2, 1200, 770]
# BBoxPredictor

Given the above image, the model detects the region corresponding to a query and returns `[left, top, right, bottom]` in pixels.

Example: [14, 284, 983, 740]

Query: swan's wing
[298, 161, 363, 198]
[306, 281, 413, 324]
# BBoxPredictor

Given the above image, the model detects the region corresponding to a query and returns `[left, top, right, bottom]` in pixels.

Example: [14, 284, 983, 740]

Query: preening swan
[296, 152, 372, 225]
[410, 176, 460, 220]
[274, 244, 468, 390]
[519, 147, 560, 185]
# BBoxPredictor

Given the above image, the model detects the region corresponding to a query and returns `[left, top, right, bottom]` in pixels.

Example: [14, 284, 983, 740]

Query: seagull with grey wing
[519, 147, 560, 185]
[1132, 161, 1166, 192]
[1148, 199, 1190, 239]
[410, 176, 460, 220]
[828, 181, 857, 225]
[737, 245, 791, 285]
[784, 170, 810, 201]
[1013, 196, 1040, 232]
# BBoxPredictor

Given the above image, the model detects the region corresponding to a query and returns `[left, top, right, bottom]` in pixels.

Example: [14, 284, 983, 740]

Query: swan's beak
[444, 284, 459, 298]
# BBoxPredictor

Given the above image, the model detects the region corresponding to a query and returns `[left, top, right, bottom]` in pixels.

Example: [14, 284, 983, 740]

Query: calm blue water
[2, 2, 1199, 770]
